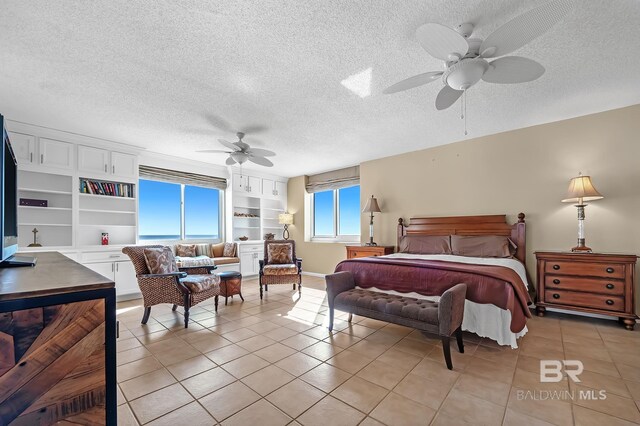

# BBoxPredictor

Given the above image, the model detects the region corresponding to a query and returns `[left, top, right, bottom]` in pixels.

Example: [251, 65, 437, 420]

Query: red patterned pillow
[143, 247, 178, 274]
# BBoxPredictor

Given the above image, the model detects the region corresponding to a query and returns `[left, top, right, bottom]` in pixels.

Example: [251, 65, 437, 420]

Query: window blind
[305, 165, 359, 193]
[139, 165, 227, 190]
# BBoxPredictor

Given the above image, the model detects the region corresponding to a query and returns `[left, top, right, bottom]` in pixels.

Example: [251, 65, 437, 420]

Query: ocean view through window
[139, 178, 222, 241]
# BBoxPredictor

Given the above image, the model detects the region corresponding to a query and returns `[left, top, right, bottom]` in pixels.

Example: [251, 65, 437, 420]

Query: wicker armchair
[122, 245, 220, 328]
[258, 240, 302, 299]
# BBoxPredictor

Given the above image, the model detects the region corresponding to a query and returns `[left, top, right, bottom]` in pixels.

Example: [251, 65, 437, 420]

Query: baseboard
[302, 271, 326, 278]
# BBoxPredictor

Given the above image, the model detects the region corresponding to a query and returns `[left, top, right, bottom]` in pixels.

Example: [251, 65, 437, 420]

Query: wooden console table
[0, 252, 117, 425]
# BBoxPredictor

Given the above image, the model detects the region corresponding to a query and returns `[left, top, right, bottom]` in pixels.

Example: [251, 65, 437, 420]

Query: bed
[334, 213, 533, 348]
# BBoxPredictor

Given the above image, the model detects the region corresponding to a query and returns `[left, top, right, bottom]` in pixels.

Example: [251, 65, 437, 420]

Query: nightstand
[346, 245, 395, 259]
[535, 251, 638, 330]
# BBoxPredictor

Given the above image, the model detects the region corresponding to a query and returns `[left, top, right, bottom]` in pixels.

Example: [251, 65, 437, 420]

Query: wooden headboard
[397, 213, 527, 266]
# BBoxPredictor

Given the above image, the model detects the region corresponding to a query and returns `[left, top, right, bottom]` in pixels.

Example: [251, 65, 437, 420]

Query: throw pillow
[223, 242, 236, 257]
[267, 243, 293, 264]
[210, 242, 225, 258]
[176, 244, 197, 257]
[143, 247, 178, 274]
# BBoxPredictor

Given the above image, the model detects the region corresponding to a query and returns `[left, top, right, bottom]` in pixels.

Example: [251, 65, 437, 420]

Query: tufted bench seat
[326, 271, 467, 370]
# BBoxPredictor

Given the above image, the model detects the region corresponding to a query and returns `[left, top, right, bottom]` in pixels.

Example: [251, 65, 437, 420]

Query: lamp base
[365, 242, 378, 246]
[571, 245, 592, 253]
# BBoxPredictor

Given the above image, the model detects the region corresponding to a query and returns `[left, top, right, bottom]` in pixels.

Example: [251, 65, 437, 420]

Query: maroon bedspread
[334, 257, 532, 333]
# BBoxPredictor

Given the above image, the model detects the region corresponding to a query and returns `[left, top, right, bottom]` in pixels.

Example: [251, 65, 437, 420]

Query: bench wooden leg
[455, 327, 464, 353]
[347, 313, 353, 323]
[441, 336, 453, 370]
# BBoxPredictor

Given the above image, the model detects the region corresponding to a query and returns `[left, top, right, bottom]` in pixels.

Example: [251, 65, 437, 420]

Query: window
[311, 185, 360, 241]
[138, 178, 222, 241]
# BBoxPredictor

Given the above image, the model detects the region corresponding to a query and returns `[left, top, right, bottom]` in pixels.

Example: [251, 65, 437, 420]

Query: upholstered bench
[326, 271, 467, 370]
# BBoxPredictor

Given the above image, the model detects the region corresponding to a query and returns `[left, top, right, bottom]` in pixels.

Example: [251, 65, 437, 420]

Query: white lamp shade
[562, 175, 603, 203]
[278, 213, 294, 225]
[362, 196, 381, 213]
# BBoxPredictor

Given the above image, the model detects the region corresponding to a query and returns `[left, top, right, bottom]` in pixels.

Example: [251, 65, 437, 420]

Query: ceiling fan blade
[482, 56, 545, 84]
[218, 139, 241, 151]
[240, 124, 268, 134]
[247, 148, 276, 157]
[248, 156, 273, 167]
[383, 71, 443, 94]
[480, 0, 573, 58]
[196, 149, 232, 154]
[415, 23, 469, 61]
[435, 86, 463, 110]
[225, 156, 236, 166]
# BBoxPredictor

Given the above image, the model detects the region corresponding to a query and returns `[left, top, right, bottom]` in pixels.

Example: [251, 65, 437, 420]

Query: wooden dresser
[346, 245, 395, 259]
[0, 252, 117, 425]
[535, 251, 638, 330]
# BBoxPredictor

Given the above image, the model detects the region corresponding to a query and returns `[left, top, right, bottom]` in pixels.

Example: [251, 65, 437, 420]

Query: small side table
[218, 271, 244, 305]
[346, 245, 395, 259]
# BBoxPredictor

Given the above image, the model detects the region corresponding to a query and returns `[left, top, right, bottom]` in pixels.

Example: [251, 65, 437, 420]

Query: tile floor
[115, 275, 640, 426]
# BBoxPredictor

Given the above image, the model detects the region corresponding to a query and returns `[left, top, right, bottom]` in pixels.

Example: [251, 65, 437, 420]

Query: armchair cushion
[267, 243, 293, 264]
[213, 257, 240, 266]
[143, 247, 178, 275]
[181, 274, 220, 293]
[223, 242, 237, 257]
[176, 244, 197, 257]
[263, 264, 298, 276]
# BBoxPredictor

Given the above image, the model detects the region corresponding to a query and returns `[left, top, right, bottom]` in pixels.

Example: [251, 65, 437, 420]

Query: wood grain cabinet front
[536, 251, 638, 330]
[346, 245, 395, 259]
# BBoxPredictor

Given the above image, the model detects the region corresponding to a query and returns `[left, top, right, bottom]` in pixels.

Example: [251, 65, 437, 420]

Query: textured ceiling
[1, 0, 639, 177]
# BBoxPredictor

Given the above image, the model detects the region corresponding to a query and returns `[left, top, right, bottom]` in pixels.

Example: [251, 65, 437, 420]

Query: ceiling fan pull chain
[460, 92, 464, 120]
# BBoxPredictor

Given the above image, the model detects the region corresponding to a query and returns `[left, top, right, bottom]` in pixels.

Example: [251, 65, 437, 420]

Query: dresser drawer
[544, 261, 625, 279]
[544, 275, 624, 296]
[544, 289, 624, 312]
[349, 249, 382, 259]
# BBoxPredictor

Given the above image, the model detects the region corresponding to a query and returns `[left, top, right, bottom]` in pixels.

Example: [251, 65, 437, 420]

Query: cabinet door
[78, 145, 109, 175]
[274, 181, 287, 198]
[233, 174, 247, 193]
[39, 138, 74, 170]
[115, 261, 139, 296]
[111, 152, 137, 179]
[262, 178, 275, 198]
[247, 176, 261, 196]
[83, 261, 115, 281]
[240, 252, 254, 275]
[8, 132, 36, 165]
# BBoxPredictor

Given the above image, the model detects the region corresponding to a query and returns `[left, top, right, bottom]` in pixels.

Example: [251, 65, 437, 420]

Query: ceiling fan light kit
[384, 0, 573, 134]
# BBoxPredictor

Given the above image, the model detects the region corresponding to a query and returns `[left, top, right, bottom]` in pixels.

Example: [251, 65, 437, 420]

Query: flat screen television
[0, 114, 35, 267]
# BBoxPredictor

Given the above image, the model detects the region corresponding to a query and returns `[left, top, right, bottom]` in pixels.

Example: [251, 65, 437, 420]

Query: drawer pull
[606, 283, 614, 290]
[552, 293, 560, 299]
[553, 279, 560, 284]
[606, 267, 614, 274]
[606, 299, 614, 306]
[552, 264, 560, 270]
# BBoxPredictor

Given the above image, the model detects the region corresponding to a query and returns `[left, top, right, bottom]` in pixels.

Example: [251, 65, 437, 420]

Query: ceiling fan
[197, 132, 276, 167]
[384, 0, 573, 117]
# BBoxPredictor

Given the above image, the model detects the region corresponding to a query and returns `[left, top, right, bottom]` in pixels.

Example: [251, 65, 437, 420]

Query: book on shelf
[80, 178, 134, 198]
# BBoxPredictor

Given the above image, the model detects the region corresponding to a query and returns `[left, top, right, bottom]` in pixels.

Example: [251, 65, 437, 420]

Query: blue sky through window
[185, 185, 220, 239]
[314, 190, 334, 236]
[339, 185, 360, 235]
[139, 179, 181, 240]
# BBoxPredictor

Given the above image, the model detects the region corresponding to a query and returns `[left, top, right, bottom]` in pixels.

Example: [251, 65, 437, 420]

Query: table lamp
[278, 213, 294, 240]
[362, 195, 382, 246]
[561, 173, 603, 252]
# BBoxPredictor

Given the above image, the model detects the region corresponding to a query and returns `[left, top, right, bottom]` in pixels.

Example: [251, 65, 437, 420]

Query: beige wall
[287, 105, 640, 310]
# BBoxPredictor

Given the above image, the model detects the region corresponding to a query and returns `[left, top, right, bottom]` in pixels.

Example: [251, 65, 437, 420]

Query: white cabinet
[238, 243, 263, 276]
[78, 145, 110, 175]
[111, 152, 137, 179]
[78, 146, 138, 180]
[39, 138, 74, 170]
[261, 178, 286, 198]
[233, 174, 261, 196]
[82, 250, 138, 297]
[9, 132, 36, 166]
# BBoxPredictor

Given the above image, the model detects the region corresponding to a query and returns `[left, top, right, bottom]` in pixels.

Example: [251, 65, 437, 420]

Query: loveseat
[173, 242, 240, 273]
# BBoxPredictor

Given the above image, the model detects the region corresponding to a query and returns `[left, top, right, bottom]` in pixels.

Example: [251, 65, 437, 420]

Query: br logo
[540, 360, 584, 383]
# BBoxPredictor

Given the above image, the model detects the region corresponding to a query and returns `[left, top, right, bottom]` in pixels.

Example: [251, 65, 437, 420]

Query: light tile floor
[115, 276, 640, 426]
